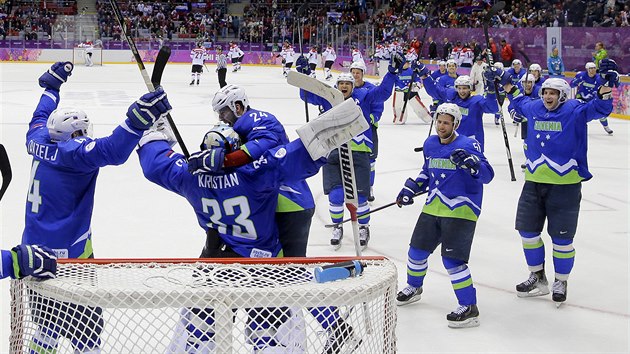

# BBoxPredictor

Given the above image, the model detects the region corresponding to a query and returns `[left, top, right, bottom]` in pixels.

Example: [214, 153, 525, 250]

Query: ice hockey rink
[0, 62, 628, 353]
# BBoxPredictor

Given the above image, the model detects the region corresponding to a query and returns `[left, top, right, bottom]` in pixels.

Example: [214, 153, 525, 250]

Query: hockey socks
[519, 231, 545, 272]
[551, 237, 575, 281]
[328, 188, 370, 225]
[406, 247, 430, 288]
[443, 256, 477, 306]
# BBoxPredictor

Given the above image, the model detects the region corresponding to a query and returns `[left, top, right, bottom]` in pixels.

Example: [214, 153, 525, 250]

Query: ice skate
[322, 319, 361, 354]
[359, 226, 370, 250]
[396, 285, 422, 306]
[196, 80, 199, 85]
[604, 126, 613, 135]
[189, 80, 195, 86]
[552, 279, 567, 307]
[516, 270, 550, 298]
[330, 226, 343, 250]
[447, 304, 480, 328]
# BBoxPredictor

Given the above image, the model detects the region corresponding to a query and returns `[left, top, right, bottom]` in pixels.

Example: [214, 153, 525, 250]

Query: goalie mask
[211, 85, 249, 125]
[201, 123, 241, 153]
[47, 107, 92, 142]
[539, 78, 571, 111]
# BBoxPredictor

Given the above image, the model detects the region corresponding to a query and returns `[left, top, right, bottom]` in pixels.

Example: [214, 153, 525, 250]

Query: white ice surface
[0, 62, 628, 353]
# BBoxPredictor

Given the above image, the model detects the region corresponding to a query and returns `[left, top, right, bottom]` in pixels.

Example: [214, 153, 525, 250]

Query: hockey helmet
[336, 72, 355, 86]
[454, 75, 473, 90]
[434, 103, 462, 128]
[212, 85, 249, 120]
[47, 107, 92, 142]
[539, 78, 571, 108]
[201, 123, 241, 153]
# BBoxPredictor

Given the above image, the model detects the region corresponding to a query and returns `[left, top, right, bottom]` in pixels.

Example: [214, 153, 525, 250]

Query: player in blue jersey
[500, 59, 617, 306]
[206, 84, 316, 257]
[429, 59, 459, 114]
[527, 63, 546, 94]
[137, 110, 366, 352]
[570, 62, 613, 135]
[298, 53, 401, 250]
[349, 61, 382, 202]
[509, 73, 539, 170]
[22, 61, 172, 354]
[392, 60, 431, 125]
[0, 244, 56, 280]
[505, 59, 526, 86]
[413, 61, 499, 151]
[394, 103, 494, 328]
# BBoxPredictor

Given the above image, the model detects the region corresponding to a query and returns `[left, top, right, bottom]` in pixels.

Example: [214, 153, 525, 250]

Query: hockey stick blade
[152, 46, 171, 88]
[414, 147, 424, 152]
[0, 144, 12, 202]
[484, 1, 506, 22]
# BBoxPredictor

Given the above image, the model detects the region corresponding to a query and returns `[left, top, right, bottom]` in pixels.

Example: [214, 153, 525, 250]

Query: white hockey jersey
[190, 47, 207, 65]
[307, 49, 318, 65]
[280, 46, 295, 63]
[323, 46, 336, 62]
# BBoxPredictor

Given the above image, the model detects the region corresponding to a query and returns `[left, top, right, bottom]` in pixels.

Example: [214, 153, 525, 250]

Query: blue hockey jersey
[570, 72, 604, 102]
[233, 107, 314, 212]
[138, 140, 325, 258]
[412, 134, 494, 221]
[22, 89, 146, 259]
[509, 90, 613, 184]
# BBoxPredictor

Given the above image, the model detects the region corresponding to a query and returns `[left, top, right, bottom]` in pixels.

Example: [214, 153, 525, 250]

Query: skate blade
[448, 317, 480, 328]
[516, 288, 550, 298]
[396, 296, 421, 307]
[554, 301, 564, 308]
[331, 243, 342, 251]
[360, 244, 368, 251]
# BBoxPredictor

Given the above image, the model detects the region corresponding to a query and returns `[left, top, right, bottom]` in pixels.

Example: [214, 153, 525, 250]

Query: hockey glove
[188, 148, 226, 175]
[509, 109, 525, 123]
[411, 60, 429, 77]
[139, 117, 177, 148]
[11, 244, 57, 279]
[38, 61, 73, 91]
[450, 149, 481, 175]
[396, 178, 424, 207]
[126, 87, 172, 131]
[388, 51, 406, 75]
[295, 55, 310, 75]
[599, 59, 620, 88]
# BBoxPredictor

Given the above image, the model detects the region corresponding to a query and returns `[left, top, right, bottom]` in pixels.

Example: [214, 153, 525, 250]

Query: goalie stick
[109, 1, 190, 158]
[324, 191, 428, 228]
[482, 1, 516, 182]
[287, 71, 362, 257]
[296, 3, 310, 123]
[0, 144, 12, 202]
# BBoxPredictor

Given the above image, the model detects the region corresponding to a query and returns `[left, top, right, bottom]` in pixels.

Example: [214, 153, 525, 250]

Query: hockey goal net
[72, 47, 103, 66]
[10, 256, 397, 353]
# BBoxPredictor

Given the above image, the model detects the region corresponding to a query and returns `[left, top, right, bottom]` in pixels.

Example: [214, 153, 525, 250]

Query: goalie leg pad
[297, 99, 369, 160]
[411, 97, 432, 123]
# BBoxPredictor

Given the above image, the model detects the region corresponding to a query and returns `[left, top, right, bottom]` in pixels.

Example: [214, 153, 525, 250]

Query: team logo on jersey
[274, 147, 287, 158]
[85, 141, 96, 152]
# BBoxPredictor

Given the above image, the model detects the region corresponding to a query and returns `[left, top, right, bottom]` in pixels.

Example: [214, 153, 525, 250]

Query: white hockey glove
[139, 117, 177, 148]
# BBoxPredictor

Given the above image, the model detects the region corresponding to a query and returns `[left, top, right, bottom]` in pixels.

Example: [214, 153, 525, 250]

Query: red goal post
[10, 256, 397, 353]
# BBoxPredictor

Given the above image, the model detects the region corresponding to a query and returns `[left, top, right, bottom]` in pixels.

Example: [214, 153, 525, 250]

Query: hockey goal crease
[10, 256, 397, 353]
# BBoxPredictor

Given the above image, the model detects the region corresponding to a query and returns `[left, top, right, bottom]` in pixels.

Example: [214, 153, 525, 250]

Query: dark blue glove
[396, 178, 424, 207]
[450, 149, 481, 175]
[388, 51, 406, 74]
[11, 244, 57, 279]
[187, 148, 226, 175]
[411, 60, 429, 77]
[599, 59, 620, 88]
[509, 109, 525, 123]
[38, 61, 73, 91]
[295, 55, 310, 75]
[126, 87, 172, 130]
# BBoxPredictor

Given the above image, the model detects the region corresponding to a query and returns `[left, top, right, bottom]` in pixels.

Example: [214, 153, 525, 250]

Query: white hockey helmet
[336, 72, 355, 86]
[438, 60, 447, 67]
[529, 63, 542, 72]
[585, 62, 597, 69]
[539, 78, 571, 106]
[446, 59, 458, 68]
[520, 73, 536, 83]
[454, 75, 473, 90]
[201, 123, 241, 153]
[434, 103, 462, 128]
[511, 59, 522, 67]
[47, 107, 92, 142]
[493, 62, 504, 70]
[349, 61, 366, 72]
[211, 85, 249, 116]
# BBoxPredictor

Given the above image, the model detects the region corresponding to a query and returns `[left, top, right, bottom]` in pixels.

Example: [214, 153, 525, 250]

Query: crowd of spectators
[96, 0, 233, 43]
[0, 1, 75, 40]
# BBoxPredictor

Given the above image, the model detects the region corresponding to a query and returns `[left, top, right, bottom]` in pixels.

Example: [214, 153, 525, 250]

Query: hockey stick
[482, 1, 516, 182]
[324, 191, 428, 228]
[109, 1, 190, 158]
[151, 45, 170, 88]
[414, 147, 424, 152]
[297, 3, 310, 123]
[0, 144, 12, 202]
[397, 3, 439, 123]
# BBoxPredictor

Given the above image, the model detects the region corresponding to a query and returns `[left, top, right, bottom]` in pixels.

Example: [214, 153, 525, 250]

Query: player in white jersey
[351, 46, 365, 65]
[307, 46, 319, 78]
[228, 42, 244, 72]
[322, 44, 336, 80]
[278, 43, 295, 78]
[190, 42, 207, 85]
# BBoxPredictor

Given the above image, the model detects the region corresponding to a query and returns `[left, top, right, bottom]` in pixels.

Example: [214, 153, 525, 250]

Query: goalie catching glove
[296, 98, 369, 160]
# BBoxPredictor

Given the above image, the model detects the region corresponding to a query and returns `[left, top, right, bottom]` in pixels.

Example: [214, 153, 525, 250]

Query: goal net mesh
[10, 257, 397, 353]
